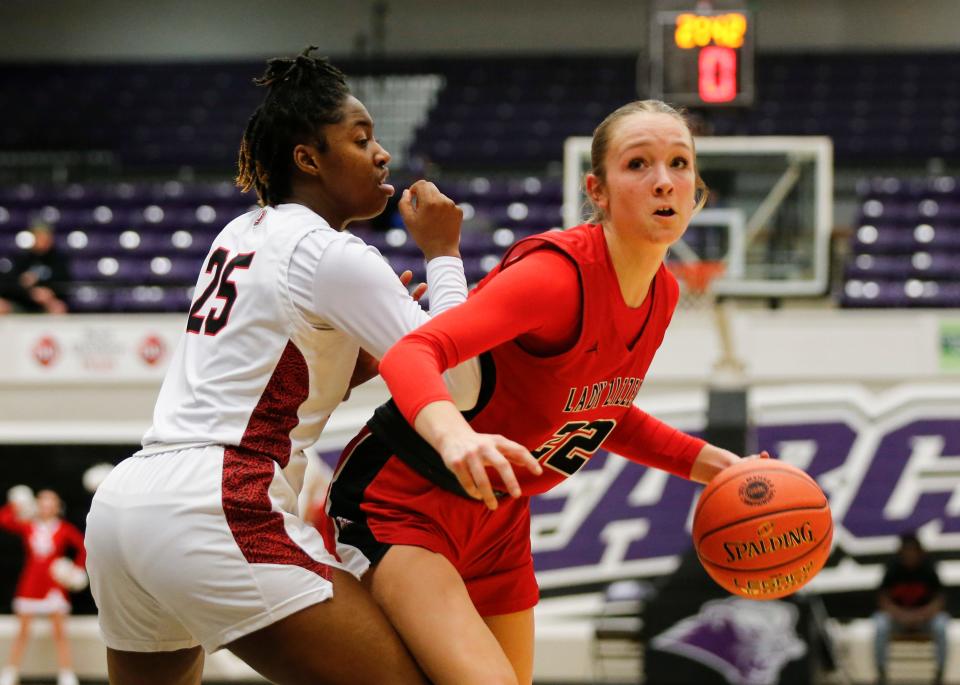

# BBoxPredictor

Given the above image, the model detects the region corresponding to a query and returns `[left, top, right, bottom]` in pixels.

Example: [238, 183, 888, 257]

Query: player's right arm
[603, 408, 707, 479]
[604, 409, 767, 483]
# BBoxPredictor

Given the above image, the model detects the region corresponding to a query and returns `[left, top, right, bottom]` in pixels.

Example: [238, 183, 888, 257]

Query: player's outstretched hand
[438, 431, 542, 511]
[399, 180, 462, 261]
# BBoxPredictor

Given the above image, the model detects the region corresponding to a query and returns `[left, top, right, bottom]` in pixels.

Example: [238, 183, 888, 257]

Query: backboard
[562, 135, 834, 298]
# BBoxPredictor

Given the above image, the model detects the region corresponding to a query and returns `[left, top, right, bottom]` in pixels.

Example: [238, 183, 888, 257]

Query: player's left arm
[607, 271, 768, 483]
[605, 407, 767, 483]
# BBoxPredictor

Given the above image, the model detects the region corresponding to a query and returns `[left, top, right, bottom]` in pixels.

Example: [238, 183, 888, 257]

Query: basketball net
[667, 260, 747, 387]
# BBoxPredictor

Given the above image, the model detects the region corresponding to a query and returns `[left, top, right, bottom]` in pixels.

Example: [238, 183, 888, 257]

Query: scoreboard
[649, 9, 755, 106]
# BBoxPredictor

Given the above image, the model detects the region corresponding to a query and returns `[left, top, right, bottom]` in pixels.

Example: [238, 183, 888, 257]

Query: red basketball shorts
[323, 428, 539, 617]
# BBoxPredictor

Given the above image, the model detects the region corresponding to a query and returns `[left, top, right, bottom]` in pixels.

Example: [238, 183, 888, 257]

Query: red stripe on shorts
[222, 340, 333, 580]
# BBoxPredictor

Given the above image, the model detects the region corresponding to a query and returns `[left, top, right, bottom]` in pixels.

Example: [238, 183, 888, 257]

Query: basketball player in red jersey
[84, 48, 478, 685]
[325, 100, 769, 685]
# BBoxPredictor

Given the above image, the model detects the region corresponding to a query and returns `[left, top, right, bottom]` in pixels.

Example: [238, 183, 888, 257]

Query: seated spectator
[874, 532, 949, 685]
[0, 224, 70, 315]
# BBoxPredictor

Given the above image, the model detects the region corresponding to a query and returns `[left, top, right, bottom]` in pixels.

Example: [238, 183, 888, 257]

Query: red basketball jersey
[369, 223, 680, 496]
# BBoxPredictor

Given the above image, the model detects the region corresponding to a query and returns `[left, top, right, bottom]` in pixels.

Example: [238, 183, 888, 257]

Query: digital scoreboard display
[650, 10, 755, 106]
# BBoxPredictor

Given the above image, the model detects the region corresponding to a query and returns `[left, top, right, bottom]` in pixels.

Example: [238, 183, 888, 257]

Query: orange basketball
[692, 459, 833, 600]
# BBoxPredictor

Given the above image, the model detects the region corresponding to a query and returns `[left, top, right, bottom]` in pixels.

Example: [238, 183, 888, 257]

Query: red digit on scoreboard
[698, 45, 737, 103]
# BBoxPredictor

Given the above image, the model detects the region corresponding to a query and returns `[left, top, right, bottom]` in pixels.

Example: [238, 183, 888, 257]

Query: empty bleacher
[2, 52, 959, 311]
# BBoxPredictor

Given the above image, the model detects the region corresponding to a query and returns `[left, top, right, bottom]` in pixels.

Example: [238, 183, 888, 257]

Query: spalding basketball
[692, 459, 833, 600]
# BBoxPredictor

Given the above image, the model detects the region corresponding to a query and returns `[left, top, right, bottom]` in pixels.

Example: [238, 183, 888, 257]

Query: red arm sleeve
[380, 249, 581, 424]
[604, 406, 706, 479]
[0, 504, 29, 538]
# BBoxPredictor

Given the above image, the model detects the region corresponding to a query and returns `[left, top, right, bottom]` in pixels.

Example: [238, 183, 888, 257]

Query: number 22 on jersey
[532, 419, 617, 476]
[187, 248, 255, 336]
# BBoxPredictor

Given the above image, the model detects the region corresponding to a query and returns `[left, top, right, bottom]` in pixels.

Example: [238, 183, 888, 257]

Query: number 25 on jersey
[186, 248, 255, 336]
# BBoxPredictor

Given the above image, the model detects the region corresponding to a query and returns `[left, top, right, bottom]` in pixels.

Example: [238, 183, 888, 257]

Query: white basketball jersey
[138, 201, 486, 495]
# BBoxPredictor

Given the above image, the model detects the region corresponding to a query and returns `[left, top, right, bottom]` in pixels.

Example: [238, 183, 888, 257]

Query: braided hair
[237, 47, 350, 207]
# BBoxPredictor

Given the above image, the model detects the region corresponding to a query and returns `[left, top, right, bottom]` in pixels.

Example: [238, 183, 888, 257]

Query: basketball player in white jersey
[84, 49, 478, 685]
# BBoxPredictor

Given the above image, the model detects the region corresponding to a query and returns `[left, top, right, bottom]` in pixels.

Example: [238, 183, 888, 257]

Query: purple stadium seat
[56, 230, 114, 255]
[459, 231, 497, 257]
[112, 286, 166, 312]
[844, 255, 912, 279]
[462, 255, 498, 283]
[8, 54, 959, 174]
[844, 170, 960, 308]
[70, 259, 103, 281]
[383, 254, 425, 282]
[853, 225, 915, 253]
[350, 228, 389, 252]
[0, 207, 32, 230]
[164, 257, 203, 282]
[66, 284, 113, 313]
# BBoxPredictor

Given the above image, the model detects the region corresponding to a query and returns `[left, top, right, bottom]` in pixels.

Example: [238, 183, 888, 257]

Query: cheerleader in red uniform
[0, 488, 85, 685]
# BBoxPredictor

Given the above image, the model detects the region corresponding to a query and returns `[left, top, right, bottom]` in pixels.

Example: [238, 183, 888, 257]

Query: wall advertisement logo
[139, 334, 166, 366]
[32, 336, 59, 367]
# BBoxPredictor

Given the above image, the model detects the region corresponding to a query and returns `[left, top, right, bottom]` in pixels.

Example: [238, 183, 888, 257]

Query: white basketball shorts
[85, 445, 343, 653]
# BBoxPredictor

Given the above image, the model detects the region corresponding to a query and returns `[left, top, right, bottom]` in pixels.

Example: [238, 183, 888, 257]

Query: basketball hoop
[667, 260, 726, 307]
[667, 259, 746, 384]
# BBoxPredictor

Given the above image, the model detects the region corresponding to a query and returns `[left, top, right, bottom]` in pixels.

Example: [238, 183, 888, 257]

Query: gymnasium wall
[0, 0, 958, 61]
[2, 308, 956, 441]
